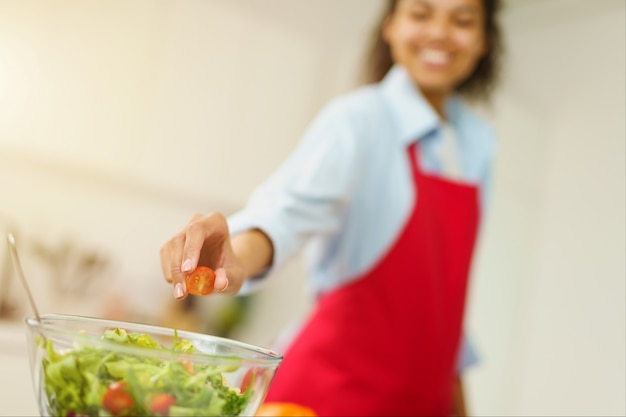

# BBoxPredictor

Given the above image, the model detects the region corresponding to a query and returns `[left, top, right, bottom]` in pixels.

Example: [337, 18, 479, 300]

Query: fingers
[180, 217, 208, 275]
[160, 213, 204, 299]
[160, 212, 234, 300]
[160, 231, 187, 299]
[214, 267, 230, 293]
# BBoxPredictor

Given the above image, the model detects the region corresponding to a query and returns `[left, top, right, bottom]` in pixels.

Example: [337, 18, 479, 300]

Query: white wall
[0, 0, 382, 321]
[0, 0, 624, 416]
[465, 1, 625, 415]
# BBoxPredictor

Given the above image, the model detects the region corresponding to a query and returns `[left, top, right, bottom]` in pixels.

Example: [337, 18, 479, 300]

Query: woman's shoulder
[315, 84, 394, 138]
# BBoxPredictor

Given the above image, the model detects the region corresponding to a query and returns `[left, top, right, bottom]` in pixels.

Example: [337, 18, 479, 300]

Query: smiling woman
[365, 0, 502, 105]
[158, 0, 504, 415]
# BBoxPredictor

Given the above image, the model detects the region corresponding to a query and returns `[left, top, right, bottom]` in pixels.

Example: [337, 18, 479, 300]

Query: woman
[160, 0, 503, 415]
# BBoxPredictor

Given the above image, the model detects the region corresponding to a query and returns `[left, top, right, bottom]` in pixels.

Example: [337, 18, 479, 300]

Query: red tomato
[185, 266, 216, 296]
[102, 382, 134, 416]
[149, 393, 176, 415]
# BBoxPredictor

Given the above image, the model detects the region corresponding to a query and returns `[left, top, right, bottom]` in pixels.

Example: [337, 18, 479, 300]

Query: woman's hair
[362, 0, 504, 102]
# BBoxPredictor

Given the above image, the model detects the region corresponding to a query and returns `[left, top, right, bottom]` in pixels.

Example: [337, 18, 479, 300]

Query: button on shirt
[228, 65, 497, 369]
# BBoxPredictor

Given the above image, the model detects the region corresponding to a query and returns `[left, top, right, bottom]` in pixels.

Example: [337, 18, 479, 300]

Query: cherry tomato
[255, 402, 317, 416]
[149, 393, 176, 415]
[185, 266, 216, 296]
[102, 382, 134, 416]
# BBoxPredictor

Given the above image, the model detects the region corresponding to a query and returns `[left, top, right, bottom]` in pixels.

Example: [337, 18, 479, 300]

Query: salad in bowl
[25, 314, 282, 417]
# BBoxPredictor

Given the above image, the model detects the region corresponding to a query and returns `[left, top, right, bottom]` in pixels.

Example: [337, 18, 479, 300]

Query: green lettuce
[39, 329, 253, 417]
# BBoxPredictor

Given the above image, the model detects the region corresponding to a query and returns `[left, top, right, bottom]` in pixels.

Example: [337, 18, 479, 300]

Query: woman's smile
[383, 0, 488, 113]
[420, 48, 453, 68]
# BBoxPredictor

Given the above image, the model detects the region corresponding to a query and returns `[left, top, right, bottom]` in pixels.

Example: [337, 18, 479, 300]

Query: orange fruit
[255, 401, 317, 416]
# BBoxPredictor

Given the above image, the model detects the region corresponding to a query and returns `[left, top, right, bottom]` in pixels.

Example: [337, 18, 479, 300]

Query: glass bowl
[25, 314, 282, 417]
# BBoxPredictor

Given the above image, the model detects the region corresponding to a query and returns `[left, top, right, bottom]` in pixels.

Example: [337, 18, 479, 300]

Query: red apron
[265, 142, 480, 416]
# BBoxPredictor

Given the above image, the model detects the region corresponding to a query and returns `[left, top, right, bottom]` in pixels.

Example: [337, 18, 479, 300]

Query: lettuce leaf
[40, 329, 252, 416]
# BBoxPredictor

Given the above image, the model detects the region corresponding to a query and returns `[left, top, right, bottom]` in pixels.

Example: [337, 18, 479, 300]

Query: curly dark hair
[362, 0, 504, 102]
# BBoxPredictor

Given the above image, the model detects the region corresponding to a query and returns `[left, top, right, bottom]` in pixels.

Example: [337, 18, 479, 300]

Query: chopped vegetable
[185, 266, 216, 296]
[149, 393, 176, 415]
[102, 382, 134, 416]
[39, 328, 252, 416]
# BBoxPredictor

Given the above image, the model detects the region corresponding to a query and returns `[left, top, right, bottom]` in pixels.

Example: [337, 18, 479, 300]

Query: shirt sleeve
[228, 99, 364, 294]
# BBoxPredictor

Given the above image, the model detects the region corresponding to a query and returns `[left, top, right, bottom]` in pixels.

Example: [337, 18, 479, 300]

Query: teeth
[422, 49, 450, 65]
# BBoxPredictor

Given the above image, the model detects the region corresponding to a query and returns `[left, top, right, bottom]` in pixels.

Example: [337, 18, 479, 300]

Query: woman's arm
[230, 228, 274, 280]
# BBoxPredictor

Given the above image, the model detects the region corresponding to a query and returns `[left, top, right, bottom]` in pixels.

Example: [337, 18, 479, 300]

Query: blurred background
[0, 0, 624, 415]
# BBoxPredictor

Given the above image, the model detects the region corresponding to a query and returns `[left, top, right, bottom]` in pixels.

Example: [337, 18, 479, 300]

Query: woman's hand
[160, 212, 244, 299]
[160, 212, 275, 300]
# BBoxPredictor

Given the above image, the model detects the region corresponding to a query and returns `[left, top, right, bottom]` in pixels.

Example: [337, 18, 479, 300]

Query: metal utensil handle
[6, 232, 42, 323]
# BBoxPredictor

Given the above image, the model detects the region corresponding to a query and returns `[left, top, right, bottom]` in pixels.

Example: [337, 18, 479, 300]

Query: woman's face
[383, 0, 487, 96]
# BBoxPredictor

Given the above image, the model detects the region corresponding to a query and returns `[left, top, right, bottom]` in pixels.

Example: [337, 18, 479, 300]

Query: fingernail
[220, 278, 229, 292]
[181, 259, 193, 272]
[174, 283, 185, 299]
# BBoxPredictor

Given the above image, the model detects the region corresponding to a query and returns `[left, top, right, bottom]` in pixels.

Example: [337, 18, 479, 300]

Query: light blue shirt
[228, 65, 497, 370]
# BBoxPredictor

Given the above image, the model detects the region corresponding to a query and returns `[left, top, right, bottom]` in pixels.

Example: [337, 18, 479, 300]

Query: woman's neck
[421, 90, 449, 121]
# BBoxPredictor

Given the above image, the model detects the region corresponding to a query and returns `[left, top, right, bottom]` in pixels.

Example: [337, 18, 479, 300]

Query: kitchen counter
[0, 320, 40, 416]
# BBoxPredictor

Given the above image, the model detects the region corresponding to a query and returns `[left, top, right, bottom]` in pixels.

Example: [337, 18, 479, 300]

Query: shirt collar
[380, 65, 467, 147]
